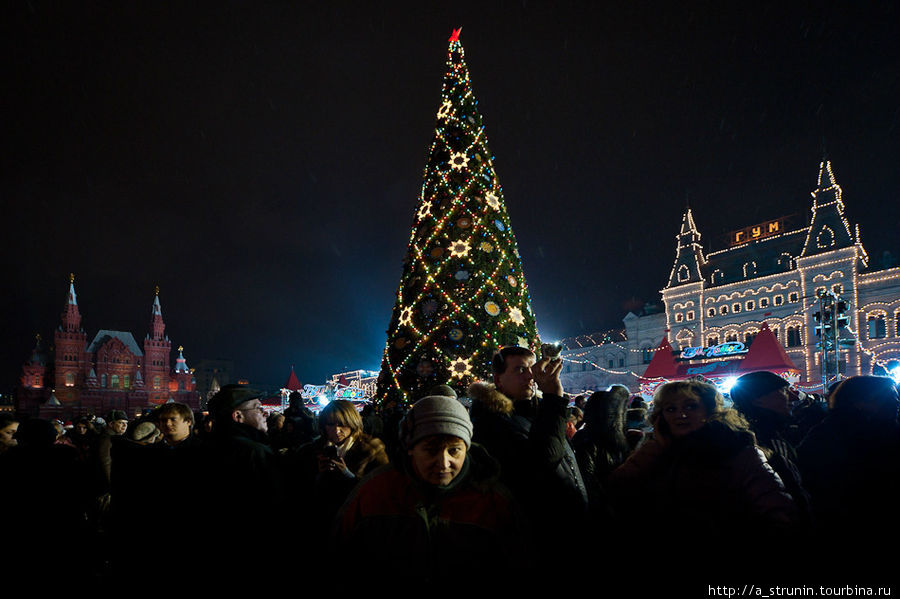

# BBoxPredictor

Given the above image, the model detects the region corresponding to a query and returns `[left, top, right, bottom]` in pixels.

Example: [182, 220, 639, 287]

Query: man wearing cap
[729, 370, 813, 529]
[333, 394, 529, 585]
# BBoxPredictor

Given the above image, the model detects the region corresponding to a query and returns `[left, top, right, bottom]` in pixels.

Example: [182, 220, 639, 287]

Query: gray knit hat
[400, 395, 473, 449]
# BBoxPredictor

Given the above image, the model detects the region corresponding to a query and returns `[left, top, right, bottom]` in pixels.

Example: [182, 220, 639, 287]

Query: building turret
[54, 274, 88, 401]
[174, 346, 195, 393]
[801, 159, 857, 259]
[143, 286, 172, 403]
[666, 208, 706, 288]
[20, 334, 47, 389]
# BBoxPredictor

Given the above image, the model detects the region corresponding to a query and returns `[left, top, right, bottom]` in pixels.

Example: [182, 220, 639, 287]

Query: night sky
[3, 2, 899, 393]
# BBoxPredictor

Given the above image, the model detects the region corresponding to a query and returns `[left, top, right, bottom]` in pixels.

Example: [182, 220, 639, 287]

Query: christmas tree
[376, 29, 540, 406]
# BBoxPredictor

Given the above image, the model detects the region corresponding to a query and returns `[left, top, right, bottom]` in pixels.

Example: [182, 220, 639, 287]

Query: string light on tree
[375, 28, 541, 406]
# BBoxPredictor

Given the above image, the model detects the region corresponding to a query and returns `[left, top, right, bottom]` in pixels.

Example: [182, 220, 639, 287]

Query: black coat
[468, 383, 588, 546]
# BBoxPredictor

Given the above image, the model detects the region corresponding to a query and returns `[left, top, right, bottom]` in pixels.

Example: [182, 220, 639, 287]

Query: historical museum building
[559, 159, 900, 396]
[17, 277, 200, 420]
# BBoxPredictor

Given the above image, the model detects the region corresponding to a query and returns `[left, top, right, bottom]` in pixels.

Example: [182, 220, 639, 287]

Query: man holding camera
[468, 344, 588, 549]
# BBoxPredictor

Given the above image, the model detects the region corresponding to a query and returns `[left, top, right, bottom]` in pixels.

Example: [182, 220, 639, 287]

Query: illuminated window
[817, 226, 835, 248]
[707, 336, 719, 346]
[65, 372, 75, 387]
[711, 270, 724, 285]
[123, 374, 130, 389]
[677, 265, 690, 283]
[153, 376, 162, 390]
[686, 311, 695, 321]
[111, 374, 119, 389]
[774, 295, 784, 306]
[759, 298, 769, 308]
[675, 313, 684, 323]
[788, 292, 799, 303]
[732, 303, 742, 313]
[745, 331, 757, 345]
[743, 262, 757, 278]
[708, 308, 716, 318]
[832, 284, 843, 295]
[896, 312, 900, 337]
[868, 315, 887, 339]
[777, 253, 794, 270]
[787, 326, 802, 347]
[720, 305, 729, 315]
[725, 332, 738, 342]
[746, 300, 755, 311]
[815, 287, 826, 298]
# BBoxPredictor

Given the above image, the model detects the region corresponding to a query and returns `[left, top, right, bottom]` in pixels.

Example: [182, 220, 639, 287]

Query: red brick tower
[54, 274, 88, 403]
[143, 286, 171, 404]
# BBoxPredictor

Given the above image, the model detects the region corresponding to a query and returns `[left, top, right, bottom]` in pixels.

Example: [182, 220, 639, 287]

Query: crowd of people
[1, 346, 899, 590]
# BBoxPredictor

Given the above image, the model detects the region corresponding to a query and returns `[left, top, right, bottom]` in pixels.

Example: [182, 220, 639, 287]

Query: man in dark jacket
[193, 384, 285, 571]
[468, 345, 588, 550]
[729, 371, 814, 533]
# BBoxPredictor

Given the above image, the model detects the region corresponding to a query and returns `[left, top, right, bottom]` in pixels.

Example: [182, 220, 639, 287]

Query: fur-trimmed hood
[467, 381, 514, 416]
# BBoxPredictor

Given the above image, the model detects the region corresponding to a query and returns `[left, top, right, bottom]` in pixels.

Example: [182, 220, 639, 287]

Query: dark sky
[3, 1, 899, 392]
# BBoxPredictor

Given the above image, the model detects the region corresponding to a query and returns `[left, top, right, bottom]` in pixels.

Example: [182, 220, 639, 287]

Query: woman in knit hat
[331, 394, 531, 587]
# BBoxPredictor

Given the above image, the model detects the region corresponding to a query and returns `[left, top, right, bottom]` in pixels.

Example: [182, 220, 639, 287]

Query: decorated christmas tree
[375, 29, 540, 406]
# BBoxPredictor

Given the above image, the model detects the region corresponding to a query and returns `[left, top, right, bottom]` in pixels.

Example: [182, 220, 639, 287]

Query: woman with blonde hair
[607, 378, 798, 558]
[285, 400, 388, 542]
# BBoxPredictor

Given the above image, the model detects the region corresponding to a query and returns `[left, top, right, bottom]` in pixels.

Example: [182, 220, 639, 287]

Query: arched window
[707, 336, 719, 347]
[65, 372, 75, 387]
[711, 270, 724, 285]
[868, 315, 887, 339]
[123, 374, 131, 389]
[787, 326, 802, 347]
[743, 262, 757, 278]
[153, 376, 162, 390]
[777, 253, 794, 270]
[817, 226, 835, 249]
[744, 331, 757, 345]
[111, 374, 119, 389]
[677, 264, 690, 283]
[708, 308, 716, 318]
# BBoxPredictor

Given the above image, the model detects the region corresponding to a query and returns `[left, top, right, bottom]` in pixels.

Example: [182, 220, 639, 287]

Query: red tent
[640, 337, 679, 380]
[284, 366, 303, 392]
[736, 322, 800, 376]
[639, 322, 800, 393]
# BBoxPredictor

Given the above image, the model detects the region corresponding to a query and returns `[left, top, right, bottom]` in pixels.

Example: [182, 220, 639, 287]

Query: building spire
[61, 274, 82, 331]
[67, 273, 77, 305]
[149, 286, 165, 339]
[667, 208, 706, 288]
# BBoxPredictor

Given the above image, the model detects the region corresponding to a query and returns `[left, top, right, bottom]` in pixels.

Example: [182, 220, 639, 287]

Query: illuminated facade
[560, 159, 900, 394]
[16, 277, 200, 419]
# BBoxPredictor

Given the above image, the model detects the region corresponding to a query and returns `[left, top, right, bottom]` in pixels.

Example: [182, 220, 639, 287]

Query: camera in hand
[322, 445, 339, 459]
[541, 342, 562, 360]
